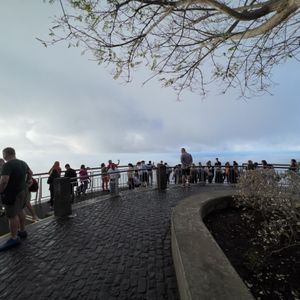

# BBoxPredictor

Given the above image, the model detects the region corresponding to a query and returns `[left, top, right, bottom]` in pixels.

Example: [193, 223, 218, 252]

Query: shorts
[182, 168, 191, 176]
[4, 190, 27, 218]
[102, 176, 109, 183]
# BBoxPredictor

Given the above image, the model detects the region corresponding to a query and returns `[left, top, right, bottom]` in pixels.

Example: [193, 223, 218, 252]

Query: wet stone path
[0, 185, 229, 300]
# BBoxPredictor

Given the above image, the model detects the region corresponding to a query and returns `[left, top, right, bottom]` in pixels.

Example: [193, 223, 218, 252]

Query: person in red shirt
[107, 159, 120, 169]
[78, 164, 89, 196]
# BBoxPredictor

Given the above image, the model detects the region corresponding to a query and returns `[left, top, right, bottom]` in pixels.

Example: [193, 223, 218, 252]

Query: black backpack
[29, 178, 39, 192]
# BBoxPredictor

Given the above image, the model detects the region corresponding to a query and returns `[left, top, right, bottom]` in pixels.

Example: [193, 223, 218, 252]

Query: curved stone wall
[171, 189, 255, 300]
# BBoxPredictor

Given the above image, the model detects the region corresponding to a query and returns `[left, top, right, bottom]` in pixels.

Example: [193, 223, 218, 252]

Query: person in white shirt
[108, 164, 120, 195]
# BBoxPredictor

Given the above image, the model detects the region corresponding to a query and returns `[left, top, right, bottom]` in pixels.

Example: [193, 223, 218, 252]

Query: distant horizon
[16, 149, 300, 174]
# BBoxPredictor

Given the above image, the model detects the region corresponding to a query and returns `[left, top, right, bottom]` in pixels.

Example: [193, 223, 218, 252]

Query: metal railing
[30, 163, 297, 204]
[30, 166, 158, 203]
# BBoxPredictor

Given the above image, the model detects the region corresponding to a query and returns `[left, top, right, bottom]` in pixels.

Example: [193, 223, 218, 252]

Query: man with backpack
[0, 147, 33, 250]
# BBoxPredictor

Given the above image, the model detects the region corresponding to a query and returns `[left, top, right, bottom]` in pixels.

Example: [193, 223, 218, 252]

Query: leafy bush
[234, 169, 300, 253]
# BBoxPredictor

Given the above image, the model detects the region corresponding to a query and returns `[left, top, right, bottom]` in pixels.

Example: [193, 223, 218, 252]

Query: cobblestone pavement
[0, 184, 232, 300]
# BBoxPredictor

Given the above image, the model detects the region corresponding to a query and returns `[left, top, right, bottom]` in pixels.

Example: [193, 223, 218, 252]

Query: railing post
[37, 177, 43, 203]
[156, 164, 167, 191]
[53, 177, 72, 217]
[89, 171, 94, 193]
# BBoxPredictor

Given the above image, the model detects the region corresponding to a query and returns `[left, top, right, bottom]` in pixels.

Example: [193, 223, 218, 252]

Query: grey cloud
[1, 0, 300, 172]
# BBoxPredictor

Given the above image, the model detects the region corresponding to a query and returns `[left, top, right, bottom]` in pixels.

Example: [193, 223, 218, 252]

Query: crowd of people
[174, 156, 299, 187]
[0, 145, 299, 251]
[46, 159, 128, 206]
[46, 155, 300, 200]
[173, 159, 240, 185]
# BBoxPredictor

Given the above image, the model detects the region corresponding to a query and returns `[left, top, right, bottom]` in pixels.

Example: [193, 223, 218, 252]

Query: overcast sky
[1, 1, 300, 173]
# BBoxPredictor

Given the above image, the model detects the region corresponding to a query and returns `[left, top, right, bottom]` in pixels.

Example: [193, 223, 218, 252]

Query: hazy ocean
[30, 150, 300, 174]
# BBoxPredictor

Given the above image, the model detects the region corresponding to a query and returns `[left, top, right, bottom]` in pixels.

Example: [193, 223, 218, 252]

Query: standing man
[107, 159, 120, 169]
[180, 148, 193, 187]
[64, 164, 78, 202]
[214, 158, 223, 183]
[0, 147, 32, 250]
[146, 161, 154, 186]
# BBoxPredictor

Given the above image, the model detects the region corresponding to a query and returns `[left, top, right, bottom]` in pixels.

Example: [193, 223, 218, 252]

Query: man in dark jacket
[180, 148, 193, 187]
[64, 164, 77, 202]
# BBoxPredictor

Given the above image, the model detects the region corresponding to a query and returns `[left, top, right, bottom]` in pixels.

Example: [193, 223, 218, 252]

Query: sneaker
[0, 237, 21, 251]
[18, 231, 28, 239]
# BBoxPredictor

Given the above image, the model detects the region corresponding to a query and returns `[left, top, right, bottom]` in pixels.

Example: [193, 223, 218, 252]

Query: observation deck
[0, 163, 293, 299]
[0, 183, 232, 299]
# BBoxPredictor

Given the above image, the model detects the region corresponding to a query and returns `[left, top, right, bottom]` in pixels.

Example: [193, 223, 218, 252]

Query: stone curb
[171, 189, 255, 300]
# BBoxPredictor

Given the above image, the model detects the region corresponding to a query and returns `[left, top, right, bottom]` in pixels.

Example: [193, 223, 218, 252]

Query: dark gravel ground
[204, 206, 300, 300]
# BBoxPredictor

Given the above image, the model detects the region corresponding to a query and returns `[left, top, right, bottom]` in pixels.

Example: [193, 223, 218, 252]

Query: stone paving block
[164, 266, 175, 277]
[166, 277, 178, 289]
[130, 276, 139, 287]
[74, 265, 85, 276]
[63, 287, 73, 298]
[0, 267, 8, 276]
[69, 290, 80, 299]
[146, 289, 157, 300]
[86, 291, 98, 300]
[167, 288, 179, 300]
[43, 286, 55, 297]
[147, 278, 156, 289]
[148, 271, 155, 279]
[121, 278, 130, 290]
[104, 274, 114, 284]
[76, 279, 86, 289]
[156, 282, 166, 296]
[137, 278, 147, 293]
[97, 289, 111, 299]
[113, 274, 122, 287]
[0, 283, 6, 293]
[155, 271, 164, 281]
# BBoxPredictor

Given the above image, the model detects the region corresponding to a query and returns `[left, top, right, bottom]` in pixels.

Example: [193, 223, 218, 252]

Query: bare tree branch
[44, 0, 300, 97]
